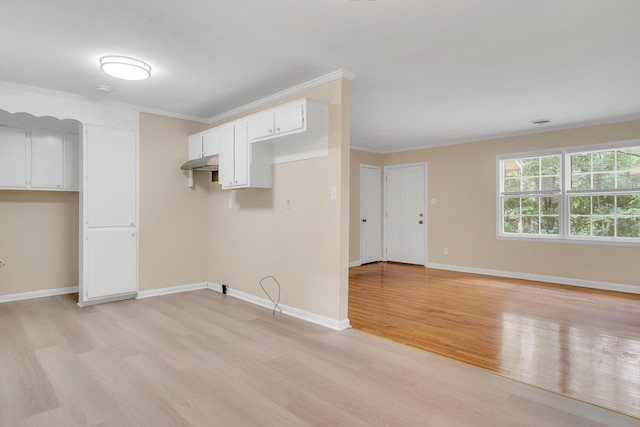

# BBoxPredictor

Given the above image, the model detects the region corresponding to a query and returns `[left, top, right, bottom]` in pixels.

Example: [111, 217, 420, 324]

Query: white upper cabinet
[188, 133, 203, 160]
[186, 98, 327, 190]
[219, 121, 271, 190]
[232, 122, 249, 187]
[202, 128, 220, 157]
[0, 126, 79, 191]
[31, 130, 64, 189]
[219, 123, 244, 189]
[188, 128, 221, 160]
[275, 102, 305, 135]
[248, 111, 276, 141]
[0, 125, 28, 188]
[248, 101, 305, 142]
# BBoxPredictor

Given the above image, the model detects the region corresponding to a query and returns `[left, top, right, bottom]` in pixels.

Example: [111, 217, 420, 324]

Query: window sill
[496, 234, 640, 247]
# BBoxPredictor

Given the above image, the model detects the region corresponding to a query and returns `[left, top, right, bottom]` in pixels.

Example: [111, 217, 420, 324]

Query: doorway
[360, 165, 382, 264]
[384, 163, 427, 265]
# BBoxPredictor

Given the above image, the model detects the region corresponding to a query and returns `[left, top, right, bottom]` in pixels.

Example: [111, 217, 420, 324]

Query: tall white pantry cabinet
[79, 125, 139, 305]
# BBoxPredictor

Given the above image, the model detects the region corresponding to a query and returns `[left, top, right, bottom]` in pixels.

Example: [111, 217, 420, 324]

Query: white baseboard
[349, 260, 362, 267]
[0, 286, 78, 304]
[136, 282, 209, 299]
[208, 282, 350, 331]
[0, 281, 350, 331]
[426, 262, 640, 295]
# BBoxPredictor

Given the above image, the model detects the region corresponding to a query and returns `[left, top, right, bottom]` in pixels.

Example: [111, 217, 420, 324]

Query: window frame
[496, 139, 640, 246]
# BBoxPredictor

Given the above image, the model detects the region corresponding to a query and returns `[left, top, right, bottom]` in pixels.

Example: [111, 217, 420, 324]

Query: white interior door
[385, 164, 426, 265]
[360, 165, 382, 264]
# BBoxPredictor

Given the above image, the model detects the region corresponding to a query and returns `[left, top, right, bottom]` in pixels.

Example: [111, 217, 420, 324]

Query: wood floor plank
[349, 262, 640, 419]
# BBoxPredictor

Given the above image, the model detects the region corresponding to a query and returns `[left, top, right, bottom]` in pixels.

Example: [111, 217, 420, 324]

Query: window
[498, 142, 640, 243]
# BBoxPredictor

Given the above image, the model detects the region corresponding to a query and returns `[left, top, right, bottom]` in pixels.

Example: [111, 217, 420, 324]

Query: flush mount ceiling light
[99, 56, 151, 80]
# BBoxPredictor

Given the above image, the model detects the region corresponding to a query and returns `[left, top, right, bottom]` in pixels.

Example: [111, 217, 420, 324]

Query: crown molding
[208, 69, 357, 124]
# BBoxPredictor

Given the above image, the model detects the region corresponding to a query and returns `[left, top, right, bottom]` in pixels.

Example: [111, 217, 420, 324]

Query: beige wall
[0, 191, 79, 295]
[138, 113, 210, 291]
[351, 119, 640, 288]
[207, 79, 351, 321]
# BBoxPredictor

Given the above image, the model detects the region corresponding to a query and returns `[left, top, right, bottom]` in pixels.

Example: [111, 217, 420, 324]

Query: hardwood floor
[349, 262, 640, 420]
[1, 290, 638, 425]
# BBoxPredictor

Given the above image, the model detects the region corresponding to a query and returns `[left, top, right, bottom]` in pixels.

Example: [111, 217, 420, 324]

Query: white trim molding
[208, 282, 351, 331]
[349, 260, 362, 267]
[136, 282, 209, 299]
[208, 69, 357, 124]
[426, 263, 640, 295]
[0, 286, 78, 304]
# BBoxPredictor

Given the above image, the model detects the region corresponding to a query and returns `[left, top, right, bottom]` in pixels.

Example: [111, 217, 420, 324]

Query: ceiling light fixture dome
[100, 55, 151, 80]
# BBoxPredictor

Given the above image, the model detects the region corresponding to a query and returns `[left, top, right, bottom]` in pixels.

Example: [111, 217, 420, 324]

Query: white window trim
[496, 139, 640, 247]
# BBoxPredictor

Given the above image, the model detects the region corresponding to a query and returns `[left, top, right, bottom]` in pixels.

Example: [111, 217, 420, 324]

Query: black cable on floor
[259, 275, 283, 315]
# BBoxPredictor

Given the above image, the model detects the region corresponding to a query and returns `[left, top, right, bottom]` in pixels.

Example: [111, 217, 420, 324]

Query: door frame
[360, 164, 382, 265]
[383, 162, 428, 266]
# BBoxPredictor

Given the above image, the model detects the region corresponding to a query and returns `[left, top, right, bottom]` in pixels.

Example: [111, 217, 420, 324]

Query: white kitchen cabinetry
[0, 125, 28, 188]
[247, 99, 327, 145]
[220, 121, 272, 190]
[0, 126, 79, 191]
[185, 98, 327, 190]
[80, 125, 138, 305]
[65, 134, 80, 190]
[31, 130, 64, 189]
[247, 99, 329, 164]
[188, 128, 220, 160]
[86, 228, 137, 299]
[188, 132, 204, 160]
[202, 129, 220, 157]
[248, 102, 305, 142]
[86, 127, 137, 228]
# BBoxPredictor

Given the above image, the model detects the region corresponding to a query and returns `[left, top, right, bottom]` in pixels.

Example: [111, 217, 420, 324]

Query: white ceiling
[2, 0, 640, 152]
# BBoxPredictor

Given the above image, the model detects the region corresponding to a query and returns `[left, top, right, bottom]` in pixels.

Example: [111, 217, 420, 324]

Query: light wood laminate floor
[349, 262, 640, 420]
[1, 290, 638, 426]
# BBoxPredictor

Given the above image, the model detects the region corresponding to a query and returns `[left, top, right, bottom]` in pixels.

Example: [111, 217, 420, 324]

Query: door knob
[418, 220, 423, 224]
[362, 219, 367, 223]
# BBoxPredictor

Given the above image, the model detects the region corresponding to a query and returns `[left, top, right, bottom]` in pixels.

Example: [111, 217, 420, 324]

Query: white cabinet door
[219, 124, 235, 188]
[275, 103, 304, 135]
[188, 134, 203, 160]
[247, 111, 275, 142]
[65, 134, 80, 190]
[234, 121, 249, 187]
[0, 126, 27, 188]
[31, 130, 64, 189]
[86, 126, 137, 227]
[202, 128, 220, 157]
[220, 122, 249, 189]
[86, 228, 137, 299]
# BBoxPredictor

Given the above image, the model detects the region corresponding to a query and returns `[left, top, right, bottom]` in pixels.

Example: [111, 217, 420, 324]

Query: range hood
[180, 154, 219, 171]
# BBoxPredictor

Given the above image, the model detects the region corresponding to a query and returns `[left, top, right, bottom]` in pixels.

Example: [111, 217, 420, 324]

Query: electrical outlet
[286, 199, 291, 209]
[444, 248, 449, 255]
